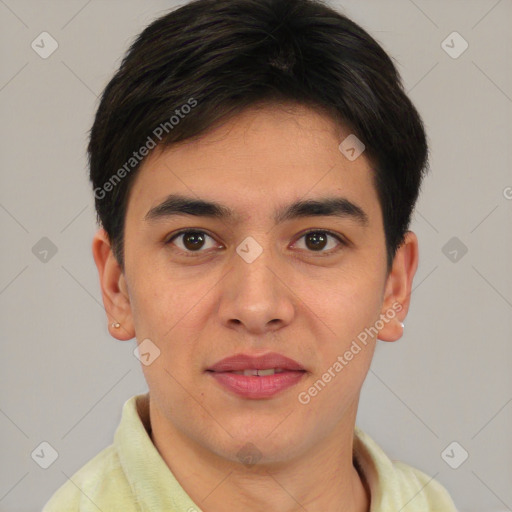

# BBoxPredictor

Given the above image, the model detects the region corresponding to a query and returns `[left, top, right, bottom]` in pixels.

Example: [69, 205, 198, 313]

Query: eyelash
[165, 229, 347, 257]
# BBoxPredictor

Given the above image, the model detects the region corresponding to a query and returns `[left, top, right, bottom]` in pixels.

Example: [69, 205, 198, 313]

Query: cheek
[128, 279, 166, 333]
[128, 268, 209, 368]
[308, 267, 384, 341]
[301, 279, 380, 400]
[127, 256, 188, 330]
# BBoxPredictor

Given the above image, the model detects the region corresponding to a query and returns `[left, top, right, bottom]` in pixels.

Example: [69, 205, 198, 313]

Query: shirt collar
[114, 392, 202, 511]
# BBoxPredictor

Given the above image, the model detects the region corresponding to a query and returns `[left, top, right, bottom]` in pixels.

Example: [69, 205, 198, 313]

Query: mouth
[206, 351, 305, 373]
[223, 368, 292, 376]
[206, 352, 306, 399]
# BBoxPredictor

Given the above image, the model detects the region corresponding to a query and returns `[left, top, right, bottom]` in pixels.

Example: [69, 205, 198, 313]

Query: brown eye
[294, 230, 345, 254]
[305, 232, 328, 251]
[167, 230, 217, 253]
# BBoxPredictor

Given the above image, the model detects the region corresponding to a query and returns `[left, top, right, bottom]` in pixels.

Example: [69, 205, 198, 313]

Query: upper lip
[207, 352, 305, 372]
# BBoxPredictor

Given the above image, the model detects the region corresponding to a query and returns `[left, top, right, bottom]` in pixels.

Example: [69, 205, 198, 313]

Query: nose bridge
[218, 233, 294, 333]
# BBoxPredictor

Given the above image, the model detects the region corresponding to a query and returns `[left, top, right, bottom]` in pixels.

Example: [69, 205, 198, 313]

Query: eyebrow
[144, 193, 369, 227]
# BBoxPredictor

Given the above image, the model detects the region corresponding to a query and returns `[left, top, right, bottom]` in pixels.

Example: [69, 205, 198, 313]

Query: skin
[92, 102, 418, 512]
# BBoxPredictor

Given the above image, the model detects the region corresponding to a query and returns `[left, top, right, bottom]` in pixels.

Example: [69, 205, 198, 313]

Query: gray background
[1, 0, 511, 511]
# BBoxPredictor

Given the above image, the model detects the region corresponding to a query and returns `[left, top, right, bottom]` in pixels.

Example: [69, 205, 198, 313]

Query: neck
[148, 402, 370, 512]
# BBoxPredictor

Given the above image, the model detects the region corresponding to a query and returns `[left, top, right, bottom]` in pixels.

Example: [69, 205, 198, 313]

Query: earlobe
[91, 228, 135, 341]
[377, 231, 419, 342]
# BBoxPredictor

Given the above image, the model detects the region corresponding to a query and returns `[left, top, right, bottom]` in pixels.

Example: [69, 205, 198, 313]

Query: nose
[217, 238, 295, 336]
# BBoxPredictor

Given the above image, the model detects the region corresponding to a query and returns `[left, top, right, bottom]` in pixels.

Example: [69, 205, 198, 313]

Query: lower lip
[208, 370, 306, 399]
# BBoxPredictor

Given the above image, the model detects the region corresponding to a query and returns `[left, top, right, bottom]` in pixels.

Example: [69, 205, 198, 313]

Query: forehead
[126, 103, 381, 225]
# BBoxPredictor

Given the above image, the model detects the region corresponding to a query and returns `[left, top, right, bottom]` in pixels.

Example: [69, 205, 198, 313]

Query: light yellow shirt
[42, 393, 458, 511]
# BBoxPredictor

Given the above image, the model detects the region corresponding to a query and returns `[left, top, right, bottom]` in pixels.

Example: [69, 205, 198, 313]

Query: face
[95, 102, 416, 465]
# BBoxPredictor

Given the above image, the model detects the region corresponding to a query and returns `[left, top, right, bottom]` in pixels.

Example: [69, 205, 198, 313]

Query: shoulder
[353, 426, 458, 511]
[42, 444, 138, 512]
[392, 459, 459, 511]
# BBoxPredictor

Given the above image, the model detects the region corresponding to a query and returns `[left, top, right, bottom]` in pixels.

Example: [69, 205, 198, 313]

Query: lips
[206, 352, 306, 399]
[206, 352, 305, 373]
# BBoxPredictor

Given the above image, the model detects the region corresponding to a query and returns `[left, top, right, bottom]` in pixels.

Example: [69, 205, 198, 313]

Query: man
[43, 0, 458, 510]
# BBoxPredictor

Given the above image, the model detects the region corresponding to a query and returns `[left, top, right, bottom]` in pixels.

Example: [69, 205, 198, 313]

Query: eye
[165, 229, 346, 257]
[293, 230, 345, 254]
[166, 230, 220, 254]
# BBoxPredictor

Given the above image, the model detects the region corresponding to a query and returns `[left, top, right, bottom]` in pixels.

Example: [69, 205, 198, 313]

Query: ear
[377, 231, 419, 342]
[91, 228, 135, 341]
